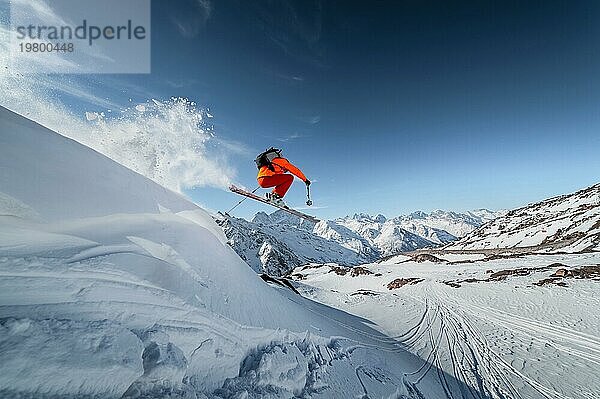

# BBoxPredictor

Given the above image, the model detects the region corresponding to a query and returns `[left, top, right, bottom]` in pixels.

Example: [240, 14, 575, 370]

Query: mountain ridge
[445, 183, 600, 252]
[219, 207, 502, 275]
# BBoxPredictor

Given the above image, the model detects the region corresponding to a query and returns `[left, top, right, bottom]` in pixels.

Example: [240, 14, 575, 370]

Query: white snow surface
[290, 252, 600, 399]
[0, 106, 460, 398]
[447, 184, 600, 252]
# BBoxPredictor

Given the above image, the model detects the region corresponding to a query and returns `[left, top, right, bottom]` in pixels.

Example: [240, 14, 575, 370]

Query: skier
[255, 147, 310, 205]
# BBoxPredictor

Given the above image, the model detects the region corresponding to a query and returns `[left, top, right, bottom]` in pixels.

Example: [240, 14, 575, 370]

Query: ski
[229, 185, 320, 223]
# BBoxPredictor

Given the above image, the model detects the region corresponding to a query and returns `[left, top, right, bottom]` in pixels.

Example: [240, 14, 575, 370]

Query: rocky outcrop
[387, 278, 424, 289]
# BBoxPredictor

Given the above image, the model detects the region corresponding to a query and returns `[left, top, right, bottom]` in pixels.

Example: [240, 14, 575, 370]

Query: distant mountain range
[216, 208, 503, 275]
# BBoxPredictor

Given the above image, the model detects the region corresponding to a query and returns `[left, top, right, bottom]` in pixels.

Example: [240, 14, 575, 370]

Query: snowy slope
[0, 106, 460, 398]
[289, 252, 600, 399]
[447, 183, 600, 252]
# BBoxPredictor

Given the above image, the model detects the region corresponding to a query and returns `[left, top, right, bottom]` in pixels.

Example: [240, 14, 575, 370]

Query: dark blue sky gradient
[69, 1, 600, 218]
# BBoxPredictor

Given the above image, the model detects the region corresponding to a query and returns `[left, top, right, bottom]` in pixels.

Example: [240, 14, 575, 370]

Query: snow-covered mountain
[446, 183, 600, 252]
[220, 208, 502, 275]
[336, 209, 503, 248]
[216, 212, 375, 276]
[0, 106, 461, 398]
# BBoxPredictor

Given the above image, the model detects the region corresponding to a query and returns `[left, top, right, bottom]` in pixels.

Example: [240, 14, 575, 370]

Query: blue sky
[10, 0, 600, 220]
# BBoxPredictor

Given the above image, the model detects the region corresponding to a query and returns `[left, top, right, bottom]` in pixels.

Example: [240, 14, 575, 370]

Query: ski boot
[266, 192, 286, 206]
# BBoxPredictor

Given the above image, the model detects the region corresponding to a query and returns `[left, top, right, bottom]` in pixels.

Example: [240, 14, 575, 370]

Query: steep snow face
[447, 184, 600, 252]
[1, 107, 456, 398]
[0, 106, 195, 221]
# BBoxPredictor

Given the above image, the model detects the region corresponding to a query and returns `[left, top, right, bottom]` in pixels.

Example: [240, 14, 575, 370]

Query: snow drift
[0, 106, 464, 398]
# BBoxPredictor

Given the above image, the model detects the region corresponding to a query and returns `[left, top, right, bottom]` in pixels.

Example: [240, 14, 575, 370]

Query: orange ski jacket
[257, 157, 307, 182]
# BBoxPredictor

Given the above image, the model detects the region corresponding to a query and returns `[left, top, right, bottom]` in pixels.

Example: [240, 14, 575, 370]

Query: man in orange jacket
[255, 147, 310, 204]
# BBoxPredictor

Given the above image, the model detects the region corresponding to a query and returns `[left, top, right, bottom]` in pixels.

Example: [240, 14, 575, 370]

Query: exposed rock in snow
[386, 278, 424, 289]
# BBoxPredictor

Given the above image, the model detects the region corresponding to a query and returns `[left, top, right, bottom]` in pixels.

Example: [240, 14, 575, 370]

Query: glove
[305, 179, 311, 186]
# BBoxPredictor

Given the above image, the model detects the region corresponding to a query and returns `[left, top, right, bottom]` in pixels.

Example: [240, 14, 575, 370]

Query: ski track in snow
[292, 253, 600, 399]
[384, 292, 586, 399]
[421, 290, 597, 399]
